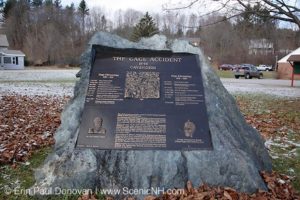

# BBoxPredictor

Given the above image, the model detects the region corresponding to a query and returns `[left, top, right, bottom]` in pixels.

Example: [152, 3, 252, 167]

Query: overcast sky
[61, 0, 171, 12]
[60, 0, 229, 14]
[60, 0, 298, 30]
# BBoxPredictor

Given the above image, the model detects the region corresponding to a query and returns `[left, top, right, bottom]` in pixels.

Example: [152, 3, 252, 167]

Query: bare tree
[123, 9, 143, 27]
[114, 9, 124, 29]
[4, 0, 30, 49]
[163, 0, 300, 29]
[3, 0, 83, 65]
[86, 7, 107, 32]
[237, 0, 300, 29]
[154, 13, 162, 29]
[3, 0, 297, 67]
[162, 12, 177, 34]
[198, 14, 247, 64]
[176, 14, 186, 37]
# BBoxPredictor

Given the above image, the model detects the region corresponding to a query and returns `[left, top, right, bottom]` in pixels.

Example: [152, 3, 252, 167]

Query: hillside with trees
[0, 0, 298, 66]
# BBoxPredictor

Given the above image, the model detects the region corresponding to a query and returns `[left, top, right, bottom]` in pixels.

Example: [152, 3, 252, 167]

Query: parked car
[218, 64, 233, 71]
[240, 63, 255, 68]
[257, 64, 273, 71]
[234, 66, 263, 79]
[232, 64, 241, 71]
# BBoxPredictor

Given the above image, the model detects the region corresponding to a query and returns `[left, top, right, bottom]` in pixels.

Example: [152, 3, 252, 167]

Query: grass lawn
[216, 70, 278, 79]
[0, 147, 102, 200]
[235, 94, 300, 191]
[0, 94, 299, 199]
[0, 148, 56, 200]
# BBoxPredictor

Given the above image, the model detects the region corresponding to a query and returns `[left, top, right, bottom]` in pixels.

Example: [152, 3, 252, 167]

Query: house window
[4, 57, 11, 64]
[13, 57, 16, 64]
[16, 57, 18, 65]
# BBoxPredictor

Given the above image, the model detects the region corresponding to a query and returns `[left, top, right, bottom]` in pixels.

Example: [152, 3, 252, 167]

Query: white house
[249, 39, 274, 55]
[1, 50, 25, 70]
[0, 34, 25, 70]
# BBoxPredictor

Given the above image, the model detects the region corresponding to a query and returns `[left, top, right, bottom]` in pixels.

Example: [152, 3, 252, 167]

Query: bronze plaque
[76, 45, 213, 150]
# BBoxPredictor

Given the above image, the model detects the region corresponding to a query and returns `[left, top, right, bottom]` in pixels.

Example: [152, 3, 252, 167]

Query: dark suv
[234, 66, 263, 79]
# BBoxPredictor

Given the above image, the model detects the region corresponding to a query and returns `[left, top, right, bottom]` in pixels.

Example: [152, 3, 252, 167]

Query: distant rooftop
[278, 47, 300, 63]
[2, 49, 25, 56]
[287, 54, 300, 62]
[0, 34, 9, 47]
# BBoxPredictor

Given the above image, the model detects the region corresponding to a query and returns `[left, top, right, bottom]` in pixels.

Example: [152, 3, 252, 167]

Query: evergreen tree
[54, 0, 61, 8]
[131, 12, 159, 41]
[66, 3, 75, 13]
[44, 0, 53, 7]
[78, 0, 89, 32]
[1, 0, 16, 20]
[101, 15, 107, 30]
[176, 28, 184, 37]
[32, 0, 43, 7]
[236, 3, 276, 39]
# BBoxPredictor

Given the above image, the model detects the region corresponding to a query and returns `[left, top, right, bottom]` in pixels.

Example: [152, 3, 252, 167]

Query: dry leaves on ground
[236, 98, 300, 139]
[1, 95, 299, 199]
[79, 171, 298, 200]
[154, 171, 299, 199]
[0, 95, 69, 164]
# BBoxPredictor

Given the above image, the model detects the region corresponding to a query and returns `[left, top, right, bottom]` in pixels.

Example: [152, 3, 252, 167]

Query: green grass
[216, 70, 278, 79]
[0, 147, 59, 200]
[234, 94, 300, 192]
[0, 148, 52, 188]
[261, 71, 278, 79]
[0, 147, 106, 200]
[272, 144, 298, 188]
[272, 145, 300, 191]
[216, 70, 235, 78]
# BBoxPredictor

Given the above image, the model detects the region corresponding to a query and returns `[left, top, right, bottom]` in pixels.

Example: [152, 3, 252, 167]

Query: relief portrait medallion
[184, 120, 196, 138]
[88, 117, 107, 135]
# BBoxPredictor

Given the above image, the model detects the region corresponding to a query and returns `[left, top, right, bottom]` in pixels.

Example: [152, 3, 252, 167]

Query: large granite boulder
[33, 32, 272, 197]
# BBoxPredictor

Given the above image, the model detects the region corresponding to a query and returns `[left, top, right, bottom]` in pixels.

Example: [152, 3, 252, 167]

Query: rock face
[34, 32, 272, 196]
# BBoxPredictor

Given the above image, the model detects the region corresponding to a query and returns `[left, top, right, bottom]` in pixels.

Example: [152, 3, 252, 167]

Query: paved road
[0, 69, 299, 97]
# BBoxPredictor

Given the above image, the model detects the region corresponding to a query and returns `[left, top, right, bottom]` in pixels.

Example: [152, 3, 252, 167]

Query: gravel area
[0, 82, 75, 96]
[222, 79, 300, 98]
[0, 69, 299, 98]
[0, 69, 79, 81]
[0, 69, 79, 97]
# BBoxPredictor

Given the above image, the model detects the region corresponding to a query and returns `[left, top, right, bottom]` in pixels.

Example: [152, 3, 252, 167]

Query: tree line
[0, 0, 299, 66]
